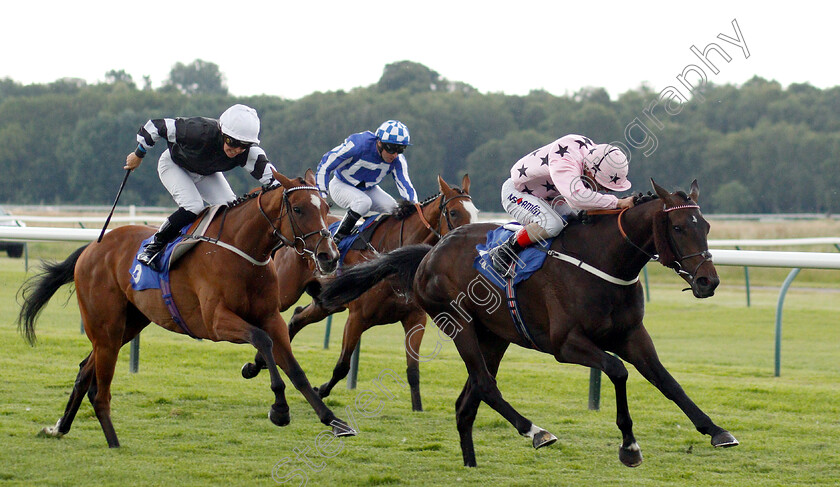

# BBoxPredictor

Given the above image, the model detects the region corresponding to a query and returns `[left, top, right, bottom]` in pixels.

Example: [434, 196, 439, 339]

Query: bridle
[408, 191, 473, 243]
[617, 203, 713, 284]
[257, 184, 332, 260]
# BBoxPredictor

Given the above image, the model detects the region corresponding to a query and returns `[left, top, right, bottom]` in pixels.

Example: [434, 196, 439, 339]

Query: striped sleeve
[135, 118, 177, 156]
[243, 147, 277, 185]
[315, 139, 356, 193]
[391, 155, 418, 202]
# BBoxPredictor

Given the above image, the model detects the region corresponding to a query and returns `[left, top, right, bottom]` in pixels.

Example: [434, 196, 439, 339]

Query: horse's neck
[374, 201, 440, 250]
[215, 198, 275, 260]
[616, 203, 659, 272]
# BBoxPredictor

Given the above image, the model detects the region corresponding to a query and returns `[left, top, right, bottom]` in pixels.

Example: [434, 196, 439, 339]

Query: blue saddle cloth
[329, 215, 379, 265]
[129, 225, 190, 291]
[474, 225, 553, 289]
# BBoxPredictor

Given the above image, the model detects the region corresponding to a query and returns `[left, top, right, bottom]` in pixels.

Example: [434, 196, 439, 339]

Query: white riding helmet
[584, 144, 631, 192]
[220, 104, 261, 144]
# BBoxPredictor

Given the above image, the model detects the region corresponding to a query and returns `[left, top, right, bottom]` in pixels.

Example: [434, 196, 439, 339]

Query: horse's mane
[226, 179, 306, 209]
[390, 187, 466, 221]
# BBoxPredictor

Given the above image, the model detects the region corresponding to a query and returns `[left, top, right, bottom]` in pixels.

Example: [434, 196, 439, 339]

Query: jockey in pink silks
[488, 134, 636, 277]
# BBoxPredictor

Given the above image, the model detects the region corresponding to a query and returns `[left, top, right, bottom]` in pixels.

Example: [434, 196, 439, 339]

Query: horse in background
[242, 174, 477, 411]
[317, 179, 738, 466]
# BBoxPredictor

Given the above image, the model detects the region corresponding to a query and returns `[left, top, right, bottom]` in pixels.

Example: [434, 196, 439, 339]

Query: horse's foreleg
[402, 310, 427, 412]
[558, 330, 641, 467]
[618, 326, 738, 448]
[263, 317, 356, 438]
[241, 351, 267, 379]
[248, 327, 291, 427]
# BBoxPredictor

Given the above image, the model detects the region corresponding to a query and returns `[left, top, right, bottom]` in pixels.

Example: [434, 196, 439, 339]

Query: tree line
[1, 60, 838, 214]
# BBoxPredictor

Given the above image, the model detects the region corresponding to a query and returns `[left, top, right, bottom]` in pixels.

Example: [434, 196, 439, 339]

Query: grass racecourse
[1, 220, 839, 486]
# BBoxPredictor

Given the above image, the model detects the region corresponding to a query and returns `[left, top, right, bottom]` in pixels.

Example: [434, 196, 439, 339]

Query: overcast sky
[2, 1, 836, 100]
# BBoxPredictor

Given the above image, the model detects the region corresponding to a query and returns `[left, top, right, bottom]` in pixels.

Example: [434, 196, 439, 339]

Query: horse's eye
[673, 225, 683, 233]
[449, 210, 458, 217]
[293, 206, 302, 215]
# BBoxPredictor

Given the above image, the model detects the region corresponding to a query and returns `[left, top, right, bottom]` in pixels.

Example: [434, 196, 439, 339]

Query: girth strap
[159, 277, 200, 340]
[504, 276, 544, 352]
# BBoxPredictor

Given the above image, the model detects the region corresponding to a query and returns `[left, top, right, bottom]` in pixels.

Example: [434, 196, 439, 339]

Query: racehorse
[17, 169, 357, 448]
[240, 174, 477, 411]
[316, 179, 739, 467]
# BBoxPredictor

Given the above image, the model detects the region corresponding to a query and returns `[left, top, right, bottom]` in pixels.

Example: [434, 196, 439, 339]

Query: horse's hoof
[711, 431, 739, 448]
[316, 384, 330, 399]
[241, 362, 260, 379]
[619, 442, 643, 467]
[37, 426, 64, 439]
[330, 419, 357, 437]
[532, 429, 557, 449]
[269, 407, 290, 427]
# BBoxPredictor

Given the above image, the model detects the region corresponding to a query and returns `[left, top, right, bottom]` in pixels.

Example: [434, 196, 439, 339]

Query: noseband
[258, 185, 332, 260]
[617, 203, 713, 283]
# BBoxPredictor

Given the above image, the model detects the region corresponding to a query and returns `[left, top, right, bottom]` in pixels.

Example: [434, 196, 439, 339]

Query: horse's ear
[304, 168, 317, 186]
[438, 174, 452, 193]
[689, 179, 700, 203]
[461, 174, 471, 194]
[272, 170, 293, 189]
[650, 178, 669, 200]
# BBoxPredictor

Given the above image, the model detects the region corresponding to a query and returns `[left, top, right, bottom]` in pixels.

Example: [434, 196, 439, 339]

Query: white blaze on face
[311, 194, 327, 228]
[463, 200, 480, 223]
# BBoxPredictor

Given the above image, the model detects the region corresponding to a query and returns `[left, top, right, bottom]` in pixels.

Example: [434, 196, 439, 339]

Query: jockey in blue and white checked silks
[315, 120, 418, 244]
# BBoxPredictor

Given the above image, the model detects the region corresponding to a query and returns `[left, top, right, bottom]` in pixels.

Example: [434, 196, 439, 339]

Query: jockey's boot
[488, 229, 528, 279]
[137, 208, 197, 271]
[333, 209, 361, 245]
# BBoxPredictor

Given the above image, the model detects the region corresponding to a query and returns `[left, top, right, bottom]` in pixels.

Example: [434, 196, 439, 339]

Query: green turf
[1, 250, 838, 486]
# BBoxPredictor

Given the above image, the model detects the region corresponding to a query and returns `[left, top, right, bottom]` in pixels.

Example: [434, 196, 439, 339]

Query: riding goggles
[223, 135, 253, 149]
[380, 142, 406, 154]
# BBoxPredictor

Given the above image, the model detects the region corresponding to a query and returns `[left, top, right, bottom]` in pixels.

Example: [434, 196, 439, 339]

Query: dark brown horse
[241, 174, 477, 411]
[17, 170, 356, 448]
[317, 180, 739, 467]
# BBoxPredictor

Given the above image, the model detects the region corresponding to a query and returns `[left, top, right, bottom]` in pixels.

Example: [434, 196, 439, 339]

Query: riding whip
[97, 169, 131, 243]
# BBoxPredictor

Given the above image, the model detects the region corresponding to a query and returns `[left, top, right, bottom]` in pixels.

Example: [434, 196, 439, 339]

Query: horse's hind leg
[314, 311, 365, 399]
[451, 322, 550, 462]
[41, 309, 149, 443]
[402, 309, 427, 412]
[288, 301, 334, 341]
[38, 352, 95, 439]
[455, 328, 511, 467]
[618, 325, 738, 448]
[558, 330, 642, 467]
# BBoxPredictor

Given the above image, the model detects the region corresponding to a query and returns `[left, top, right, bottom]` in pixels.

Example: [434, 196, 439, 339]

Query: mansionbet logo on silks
[507, 193, 541, 217]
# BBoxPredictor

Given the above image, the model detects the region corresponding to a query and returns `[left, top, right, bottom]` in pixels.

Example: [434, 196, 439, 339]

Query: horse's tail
[17, 244, 88, 346]
[319, 244, 432, 309]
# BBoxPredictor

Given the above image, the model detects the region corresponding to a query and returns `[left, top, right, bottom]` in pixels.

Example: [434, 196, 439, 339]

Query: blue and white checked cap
[375, 120, 411, 146]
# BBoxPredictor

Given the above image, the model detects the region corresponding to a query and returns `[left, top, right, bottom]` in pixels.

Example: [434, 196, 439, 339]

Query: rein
[258, 185, 332, 261]
[406, 193, 473, 245]
[617, 203, 713, 283]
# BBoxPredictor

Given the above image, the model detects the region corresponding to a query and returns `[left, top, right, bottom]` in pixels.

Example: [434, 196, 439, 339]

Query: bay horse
[16, 169, 357, 448]
[241, 174, 477, 411]
[316, 180, 739, 467]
